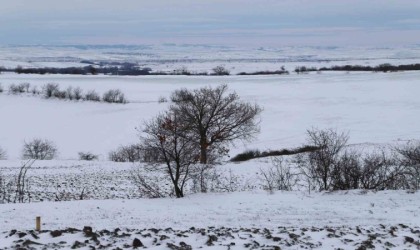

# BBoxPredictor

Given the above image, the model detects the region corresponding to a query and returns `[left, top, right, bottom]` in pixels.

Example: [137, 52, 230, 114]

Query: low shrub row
[2, 82, 128, 104]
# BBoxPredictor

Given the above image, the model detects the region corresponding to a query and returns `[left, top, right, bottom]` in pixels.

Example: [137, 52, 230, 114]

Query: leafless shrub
[259, 157, 299, 192]
[73, 87, 83, 100]
[1, 160, 35, 203]
[78, 152, 98, 161]
[22, 138, 58, 160]
[158, 96, 168, 103]
[108, 144, 142, 162]
[211, 65, 230, 75]
[66, 86, 74, 100]
[395, 142, 420, 190]
[330, 150, 362, 190]
[359, 151, 403, 190]
[84, 90, 101, 102]
[42, 83, 59, 98]
[54, 186, 90, 201]
[21, 82, 30, 92]
[295, 128, 349, 191]
[13, 160, 34, 203]
[53, 89, 67, 99]
[0, 83, 3, 93]
[102, 89, 128, 103]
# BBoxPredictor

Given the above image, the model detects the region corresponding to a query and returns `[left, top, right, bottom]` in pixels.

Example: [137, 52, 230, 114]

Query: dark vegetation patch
[230, 145, 320, 162]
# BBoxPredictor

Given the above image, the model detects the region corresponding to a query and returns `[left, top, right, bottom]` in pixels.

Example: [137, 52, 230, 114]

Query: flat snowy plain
[0, 67, 419, 248]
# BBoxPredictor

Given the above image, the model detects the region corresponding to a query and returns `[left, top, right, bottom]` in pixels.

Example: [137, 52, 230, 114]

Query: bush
[8, 83, 26, 94]
[78, 152, 98, 161]
[102, 89, 127, 103]
[66, 87, 74, 100]
[294, 128, 349, 191]
[230, 146, 320, 162]
[109, 144, 142, 162]
[42, 83, 59, 98]
[231, 149, 261, 162]
[158, 96, 168, 103]
[73, 87, 83, 100]
[0, 83, 3, 93]
[84, 90, 101, 102]
[211, 65, 230, 75]
[31, 86, 40, 95]
[53, 90, 67, 99]
[259, 157, 299, 192]
[22, 138, 58, 160]
[395, 142, 420, 190]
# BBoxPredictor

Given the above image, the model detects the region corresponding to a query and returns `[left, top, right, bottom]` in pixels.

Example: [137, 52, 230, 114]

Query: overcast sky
[1, 0, 420, 46]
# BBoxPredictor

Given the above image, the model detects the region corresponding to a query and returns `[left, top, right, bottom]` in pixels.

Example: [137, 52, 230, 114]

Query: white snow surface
[1, 71, 420, 160]
[0, 190, 419, 232]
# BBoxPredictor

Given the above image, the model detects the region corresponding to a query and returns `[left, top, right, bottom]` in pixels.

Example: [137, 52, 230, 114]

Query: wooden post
[36, 216, 41, 231]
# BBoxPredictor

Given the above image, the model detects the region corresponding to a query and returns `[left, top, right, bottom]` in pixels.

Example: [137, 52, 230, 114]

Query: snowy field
[1, 46, 420, 248]
[1, 71, 420, 160]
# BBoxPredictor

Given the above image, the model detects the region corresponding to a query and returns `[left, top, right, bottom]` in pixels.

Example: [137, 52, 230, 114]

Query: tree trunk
[200, 138, 208, 164]
[174, 185, 184, 198]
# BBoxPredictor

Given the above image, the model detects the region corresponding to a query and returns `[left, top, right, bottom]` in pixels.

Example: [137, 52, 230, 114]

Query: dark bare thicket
[108, 144, 142, 162]
[42, 83, 59, 98]
[22, 138, 57, 160]
[84, 90, 101, 102]
[396, 142, 420, 189]
[170, 84, 262, 164]
[138, 112, 199, 198]
[102, 89, 128, 103]
[294, 129, 418, 191]
[330, 150, 362, 190]
[8, 83, 29, 94]
[78, 152, 98, 161]
[211, 66, 230, 75]
[0, 83, 3, 93]
[73, 87, 83, 100]
[295, 128, 349, 191]
[0, 146, 7, 160]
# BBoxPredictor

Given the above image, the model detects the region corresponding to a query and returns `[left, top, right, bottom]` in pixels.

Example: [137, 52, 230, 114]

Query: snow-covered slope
[1, 71, 420, 160]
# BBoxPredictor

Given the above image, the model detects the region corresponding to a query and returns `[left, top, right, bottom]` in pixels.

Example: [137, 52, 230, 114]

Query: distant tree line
[2, 63, 420, 77]
[296, 63, 420, 73]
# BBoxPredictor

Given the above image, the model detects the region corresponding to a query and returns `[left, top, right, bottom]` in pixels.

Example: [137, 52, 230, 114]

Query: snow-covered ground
[1, 44, 420, 74]
[0, 190, 419, 249]
[1, 71, 420, 160]
[1, 45, 420, 248]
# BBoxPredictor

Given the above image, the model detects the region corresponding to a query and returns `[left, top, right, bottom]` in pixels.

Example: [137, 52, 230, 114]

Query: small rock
[132, 238, 143, 248]
[50, 230, 63, 237]
[17, 232, 27, 238]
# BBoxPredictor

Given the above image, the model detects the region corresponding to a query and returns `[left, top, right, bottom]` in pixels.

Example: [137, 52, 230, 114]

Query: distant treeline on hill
[1, 63, 420, 76]
[296, 63, 420, 73]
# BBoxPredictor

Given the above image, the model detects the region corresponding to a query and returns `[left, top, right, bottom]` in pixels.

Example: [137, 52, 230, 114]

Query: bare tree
[138, 111, 199, 198]
[170, 84, 262, 164]
[22, 138, 58, 160]
[295, 128, 349, 191]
